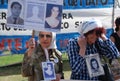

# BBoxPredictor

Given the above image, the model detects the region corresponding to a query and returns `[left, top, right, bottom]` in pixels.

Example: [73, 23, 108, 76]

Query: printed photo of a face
[90, 58, 99, 73]
[45, 4, 62, 30]
[42, 62, 56, 80]
[7, 1, 24, 25]
[85, 53, 104, 78]
[26, 4, 45, 22]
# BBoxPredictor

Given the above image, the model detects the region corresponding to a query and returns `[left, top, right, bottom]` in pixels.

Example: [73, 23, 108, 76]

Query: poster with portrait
[7, 0, 24, 28]
[45, 3, 62, 32]
[24, 0, 63, 32]
[85, 53, 104, 78]
[42, 62, 56, 80]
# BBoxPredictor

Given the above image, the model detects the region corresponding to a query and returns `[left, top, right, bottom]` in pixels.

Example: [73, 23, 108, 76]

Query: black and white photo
[85, 53, 104, 77]
[7, 0, 24, 25]
[42, 62, 56, 80]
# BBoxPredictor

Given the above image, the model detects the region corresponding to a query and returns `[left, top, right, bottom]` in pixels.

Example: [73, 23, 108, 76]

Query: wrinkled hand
[27, 38, 35, 57]
[78, 36, 87, 57]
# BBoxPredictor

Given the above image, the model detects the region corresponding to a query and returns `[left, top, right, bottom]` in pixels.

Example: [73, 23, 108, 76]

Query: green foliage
[0, 53, 71, 81]
[0, 53, 68, 67]
[0, 54, 24, 66]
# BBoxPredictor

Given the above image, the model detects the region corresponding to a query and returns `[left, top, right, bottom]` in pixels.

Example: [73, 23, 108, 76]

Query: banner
[0, 0, 120, 55]
[6, 0, 63, 32]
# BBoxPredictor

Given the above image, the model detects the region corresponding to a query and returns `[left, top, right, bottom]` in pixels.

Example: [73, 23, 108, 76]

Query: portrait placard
[85, 53, 104, 78]
[42, 62, 56, 80]
[7, 0, 24, 28]
[24, 0, 63, 32]
[7, 0, 63, 32]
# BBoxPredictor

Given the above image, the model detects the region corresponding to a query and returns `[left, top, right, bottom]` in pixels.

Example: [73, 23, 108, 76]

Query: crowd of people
[5, 1, 120, 81]
[21, 17, 120, 81]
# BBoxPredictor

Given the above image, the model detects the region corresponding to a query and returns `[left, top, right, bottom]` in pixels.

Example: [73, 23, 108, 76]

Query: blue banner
[0, 0, 8, 9]
[0, 28, 113, 55]
[64, 0, 114, 9]
[0, 0, 114, 9]
[0, 0, 115, 55]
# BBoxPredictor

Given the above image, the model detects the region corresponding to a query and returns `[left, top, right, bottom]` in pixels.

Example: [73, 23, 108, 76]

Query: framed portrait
[42, 62, 56, 80]
[85, 53, 104, 78]
[45, 3, 62, 32]
[7, 0, 24, 26]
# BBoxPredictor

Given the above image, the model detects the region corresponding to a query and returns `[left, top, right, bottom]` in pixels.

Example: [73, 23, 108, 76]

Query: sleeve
[96, 38, 120, 59]
[21, 52, 34, 77]
[66, 39, 86, 74]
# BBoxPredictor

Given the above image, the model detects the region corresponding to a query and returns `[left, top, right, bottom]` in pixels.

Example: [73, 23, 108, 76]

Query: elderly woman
[21, 31, 63, 81]
[66, 19, 120, 80]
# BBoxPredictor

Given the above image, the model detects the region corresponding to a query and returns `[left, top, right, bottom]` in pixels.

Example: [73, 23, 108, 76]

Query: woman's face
[39, 31, 52, 48]
[91, 60, 98, 69]
[47, 64, 52, 70]
[86, 31, 97, 44]
[51, 6, 59, 17]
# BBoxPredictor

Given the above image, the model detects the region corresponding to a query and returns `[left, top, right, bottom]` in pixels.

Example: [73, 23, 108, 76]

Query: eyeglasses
[39, 34, 52, 38]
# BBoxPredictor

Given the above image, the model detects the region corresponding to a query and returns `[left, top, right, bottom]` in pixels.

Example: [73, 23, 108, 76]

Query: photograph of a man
[7, 1, 24, 25]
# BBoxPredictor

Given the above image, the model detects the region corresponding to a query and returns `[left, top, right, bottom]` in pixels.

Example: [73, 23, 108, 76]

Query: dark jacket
[21, 44, 63, 81]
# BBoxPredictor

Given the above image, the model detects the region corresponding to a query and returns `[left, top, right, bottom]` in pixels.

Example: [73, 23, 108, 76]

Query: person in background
[110, 17, 120, 80]
[7, 1, 24, 25]
[110, 17, 120, 52]
[21, 31, 64, 81]
[66, 19, 120, 80]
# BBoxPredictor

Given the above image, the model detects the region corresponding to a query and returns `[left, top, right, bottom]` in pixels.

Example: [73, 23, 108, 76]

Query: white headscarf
[78, 19, 102, 35]
[34, 30, 57, 49]
[48, 32, 57, 49]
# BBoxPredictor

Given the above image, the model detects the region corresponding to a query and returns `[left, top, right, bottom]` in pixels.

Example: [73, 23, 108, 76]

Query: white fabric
[79, 19, 102, 35]
[48, 32, 57, 49]
[44, 48, 49, 61]
[34, 31, 57, 49]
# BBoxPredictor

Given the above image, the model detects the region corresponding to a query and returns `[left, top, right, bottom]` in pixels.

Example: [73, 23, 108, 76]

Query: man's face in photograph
[11, 3, 21, 17]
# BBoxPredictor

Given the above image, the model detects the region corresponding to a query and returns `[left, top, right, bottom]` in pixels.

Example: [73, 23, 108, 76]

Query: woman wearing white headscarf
[66, 19, 120, 80]
[21, 31, 63, 81]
